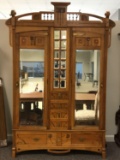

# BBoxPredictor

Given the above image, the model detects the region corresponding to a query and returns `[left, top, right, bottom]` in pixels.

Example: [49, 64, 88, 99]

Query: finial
[10, 10, 16, 17]
[105, 11, 110, 18]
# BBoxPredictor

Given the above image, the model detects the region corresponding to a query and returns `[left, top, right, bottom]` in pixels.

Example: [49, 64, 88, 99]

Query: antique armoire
[6, 2, 115, 158]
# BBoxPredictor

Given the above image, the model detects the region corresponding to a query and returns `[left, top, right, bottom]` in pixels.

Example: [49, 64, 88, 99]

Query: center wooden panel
[49, 101, 69, 129]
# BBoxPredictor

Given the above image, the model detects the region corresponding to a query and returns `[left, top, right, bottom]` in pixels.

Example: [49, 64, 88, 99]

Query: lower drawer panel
[71, 132, 103, 147]
[16, 132, 47, 145]
[14, 130, 104, 153]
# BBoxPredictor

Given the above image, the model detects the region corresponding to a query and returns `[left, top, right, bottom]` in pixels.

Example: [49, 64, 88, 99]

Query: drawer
[71, 132, 102, 147]
[16, 132, 47, 145]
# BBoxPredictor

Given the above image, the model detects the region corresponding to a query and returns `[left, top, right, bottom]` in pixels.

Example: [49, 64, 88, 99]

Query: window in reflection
[74, 50, 100, 126]
[20, 61, 44, 78]
[19, 49, 44, 126]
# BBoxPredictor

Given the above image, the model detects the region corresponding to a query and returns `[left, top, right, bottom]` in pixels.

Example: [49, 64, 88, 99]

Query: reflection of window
[20, 61, 44, 77]
[76, 62, 83, 79]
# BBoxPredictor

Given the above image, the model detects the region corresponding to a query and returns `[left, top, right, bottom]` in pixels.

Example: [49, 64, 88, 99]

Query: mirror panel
[19, 49, 44, 126]
[75, 50, 100, 126]
[53, 29, 67, 89]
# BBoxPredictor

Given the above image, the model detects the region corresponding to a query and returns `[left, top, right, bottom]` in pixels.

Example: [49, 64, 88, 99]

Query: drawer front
[16, 132, 47, 145]
[71, 132, 103, 147]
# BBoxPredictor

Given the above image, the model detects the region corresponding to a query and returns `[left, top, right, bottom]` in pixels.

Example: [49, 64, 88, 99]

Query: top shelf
[6, 2, 115, 28]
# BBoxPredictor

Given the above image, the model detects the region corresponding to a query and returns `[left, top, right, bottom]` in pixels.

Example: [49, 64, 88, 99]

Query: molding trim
[106, 135, 115, 142]
[7, 134, 115, 142]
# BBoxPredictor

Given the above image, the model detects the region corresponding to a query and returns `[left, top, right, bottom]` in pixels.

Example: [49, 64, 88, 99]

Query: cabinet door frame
[71, 28, 106, 130]
[12, 30, 49, 130]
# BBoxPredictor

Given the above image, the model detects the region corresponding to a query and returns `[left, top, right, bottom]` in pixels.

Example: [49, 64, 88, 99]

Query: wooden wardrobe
[6, 2, 115, 158]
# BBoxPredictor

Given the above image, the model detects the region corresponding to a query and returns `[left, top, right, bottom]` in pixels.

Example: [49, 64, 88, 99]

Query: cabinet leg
[12, 147, 16, 158]
[102, 149, 106, 159]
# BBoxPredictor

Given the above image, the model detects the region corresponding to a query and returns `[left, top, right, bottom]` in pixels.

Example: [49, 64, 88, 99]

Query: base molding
[7, 134, 12, 142]
[7, 134, 115, 142]
[106, 135, 115, 142]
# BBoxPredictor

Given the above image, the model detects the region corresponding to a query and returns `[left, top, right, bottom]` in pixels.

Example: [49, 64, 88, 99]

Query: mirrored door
[19, 49, 44, 126]
[74, 50, 100, 126]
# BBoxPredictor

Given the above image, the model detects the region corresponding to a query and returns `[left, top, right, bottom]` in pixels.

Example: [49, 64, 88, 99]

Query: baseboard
[106, 135, 115, 142]
[7, 134, 115, 142]
[7, 134, 12, 142]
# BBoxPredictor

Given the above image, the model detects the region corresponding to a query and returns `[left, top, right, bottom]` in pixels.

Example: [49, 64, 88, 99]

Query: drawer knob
[16, 82, 19, 87]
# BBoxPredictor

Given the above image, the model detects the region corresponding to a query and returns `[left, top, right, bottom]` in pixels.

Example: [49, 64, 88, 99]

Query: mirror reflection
[19, 49, 44, 126]
[75, 50, 100, 126]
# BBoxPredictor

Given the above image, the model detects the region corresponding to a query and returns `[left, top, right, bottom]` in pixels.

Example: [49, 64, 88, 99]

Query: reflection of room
[19, 49, 44, 125]
[75, 92, 99, 125]
[76, 50, 100, 93]
[75, 50, 100, 125]
[20, 49, 44, 93]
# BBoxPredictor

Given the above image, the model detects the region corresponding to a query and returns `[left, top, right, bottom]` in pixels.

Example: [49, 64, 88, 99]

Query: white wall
[0, 20, 13, 141]
[106, 21, 120, 141]
[111, 9, 120, 20]
[0, 20, 120, 142]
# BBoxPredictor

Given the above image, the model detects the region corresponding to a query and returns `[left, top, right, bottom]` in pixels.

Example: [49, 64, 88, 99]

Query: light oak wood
[6, 2, 115, 158]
